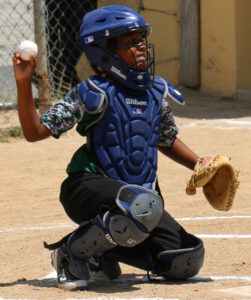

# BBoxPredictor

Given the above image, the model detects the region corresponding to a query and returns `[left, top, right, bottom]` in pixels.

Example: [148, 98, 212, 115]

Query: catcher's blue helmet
[79, 5, 155, 90]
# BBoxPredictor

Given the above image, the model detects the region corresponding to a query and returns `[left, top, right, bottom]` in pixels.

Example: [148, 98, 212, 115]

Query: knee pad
[68, 185, 163, 260]
[109, 185, 164, 247]
[153, 237, 204, 280]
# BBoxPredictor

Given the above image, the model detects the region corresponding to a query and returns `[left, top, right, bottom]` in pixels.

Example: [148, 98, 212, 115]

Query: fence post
[33, 0, 51, 114]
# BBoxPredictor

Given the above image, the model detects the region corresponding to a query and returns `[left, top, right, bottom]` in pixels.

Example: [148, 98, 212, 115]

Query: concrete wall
[140, 0, 179, 85]
[200, 0, 237, 94]
[235, 0, 251, 89]
[200, 0, 251, 96]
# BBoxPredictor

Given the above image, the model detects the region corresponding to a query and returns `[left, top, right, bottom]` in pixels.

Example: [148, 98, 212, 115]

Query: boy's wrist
[16, 78, 32, 87]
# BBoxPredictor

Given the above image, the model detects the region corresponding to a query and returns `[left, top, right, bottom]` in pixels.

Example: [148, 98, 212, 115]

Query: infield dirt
[0, 88, 251, 299]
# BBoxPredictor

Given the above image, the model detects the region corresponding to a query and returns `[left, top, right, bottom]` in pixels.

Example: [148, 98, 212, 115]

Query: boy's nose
[137, 43, 146, 49]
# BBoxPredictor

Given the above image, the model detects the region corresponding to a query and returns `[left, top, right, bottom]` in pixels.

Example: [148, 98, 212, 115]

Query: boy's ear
[107, 38, 118, 51]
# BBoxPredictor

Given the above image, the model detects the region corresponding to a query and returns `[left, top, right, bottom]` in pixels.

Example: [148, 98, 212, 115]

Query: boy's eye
[124, 39, 143, 47]
[127, 39, 136, 45]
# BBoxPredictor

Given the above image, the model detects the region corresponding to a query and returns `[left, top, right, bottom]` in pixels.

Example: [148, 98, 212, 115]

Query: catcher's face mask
[113, 31, 154, 73]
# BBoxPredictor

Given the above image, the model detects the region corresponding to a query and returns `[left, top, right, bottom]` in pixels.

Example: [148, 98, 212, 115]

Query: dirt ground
[0, 88, 251, 300]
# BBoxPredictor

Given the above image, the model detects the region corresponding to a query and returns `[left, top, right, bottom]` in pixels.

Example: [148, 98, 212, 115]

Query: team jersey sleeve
[158, 100, 179, 147]
[40, 85, 85, 138]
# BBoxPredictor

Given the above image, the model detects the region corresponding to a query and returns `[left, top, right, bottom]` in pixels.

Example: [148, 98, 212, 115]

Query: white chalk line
[0, 224, 75, 233]
[43, 270, 251, 283]
[53, 298, 179, 300]
[176, 215, 251, 221]
[1, 215, 250, 233]
[181, 118, 251, 130]
[197, 234, 251, 238]
[62, 298, 179, 300]
[0, 298, 179, 300]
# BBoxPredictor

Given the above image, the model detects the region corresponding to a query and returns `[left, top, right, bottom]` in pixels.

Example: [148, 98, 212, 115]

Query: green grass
[0, 126, 25, 141]
[9, 127, 24, 138]
[218, 96, 234, 102]
[0, 135, 9, 143]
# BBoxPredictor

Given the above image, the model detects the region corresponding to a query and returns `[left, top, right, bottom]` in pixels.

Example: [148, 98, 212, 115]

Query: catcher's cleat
[51, 246, 89, 291]
[88, 256, 121, 281]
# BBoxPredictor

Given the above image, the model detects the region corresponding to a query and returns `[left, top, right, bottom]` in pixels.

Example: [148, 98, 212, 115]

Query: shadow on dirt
[170, 88, 251, 120]
[0, 274, 213, 293]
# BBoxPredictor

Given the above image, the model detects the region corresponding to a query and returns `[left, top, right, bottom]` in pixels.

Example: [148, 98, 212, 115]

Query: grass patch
[218, 96, 234, 102]
[0, 126, 25, 141]
[0, 133, 9, 143]
[9, 127, 24, 138]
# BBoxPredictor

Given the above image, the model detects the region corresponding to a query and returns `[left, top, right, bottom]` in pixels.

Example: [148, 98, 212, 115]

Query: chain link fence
[0, 0, 155, 133]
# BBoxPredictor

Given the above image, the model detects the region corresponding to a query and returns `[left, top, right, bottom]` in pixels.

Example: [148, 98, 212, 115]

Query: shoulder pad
[79, 78, 107, 114]
[160, 78, 185, 105]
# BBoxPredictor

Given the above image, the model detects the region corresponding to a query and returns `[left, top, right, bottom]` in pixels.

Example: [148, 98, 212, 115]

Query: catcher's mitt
[186, 155, 240, 211]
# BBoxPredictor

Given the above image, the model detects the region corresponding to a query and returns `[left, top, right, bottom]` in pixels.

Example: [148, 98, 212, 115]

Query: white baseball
[18, 40, 38, 61]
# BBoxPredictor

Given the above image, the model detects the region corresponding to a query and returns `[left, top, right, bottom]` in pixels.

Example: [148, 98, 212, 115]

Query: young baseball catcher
[12, 5, 239, 291]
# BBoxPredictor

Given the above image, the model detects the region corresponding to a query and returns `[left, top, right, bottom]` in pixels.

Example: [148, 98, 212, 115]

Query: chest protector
[79, 76, 167, 190]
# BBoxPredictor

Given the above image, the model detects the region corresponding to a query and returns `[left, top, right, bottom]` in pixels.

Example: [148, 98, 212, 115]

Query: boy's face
[114, 31, 147, 71]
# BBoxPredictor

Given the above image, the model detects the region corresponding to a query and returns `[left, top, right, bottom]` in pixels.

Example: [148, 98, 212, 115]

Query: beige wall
[200, 0, 251, 95]
[140, 0, 179, 85]
[200, 0, 237, 94]
[235, 0, 251, 89]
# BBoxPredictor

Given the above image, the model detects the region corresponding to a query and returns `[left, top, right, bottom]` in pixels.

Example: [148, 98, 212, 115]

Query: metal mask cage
[125, 40, 155, 82]
[96, 36, 155, 89]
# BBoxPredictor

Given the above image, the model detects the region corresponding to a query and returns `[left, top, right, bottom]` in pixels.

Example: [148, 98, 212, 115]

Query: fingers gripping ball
[186, 155, 240, 211]
[18, 40, 38, 61]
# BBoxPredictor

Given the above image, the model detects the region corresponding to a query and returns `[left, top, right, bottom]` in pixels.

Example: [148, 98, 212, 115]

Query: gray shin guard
[153, 237, 205, 279]
[68, 185, 164, 260]
[68, 216, 117, 260]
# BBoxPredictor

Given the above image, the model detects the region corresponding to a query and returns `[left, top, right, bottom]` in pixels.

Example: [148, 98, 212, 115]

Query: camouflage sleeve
[158, 100, 179, 147]
[40, 85, 85, 138]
